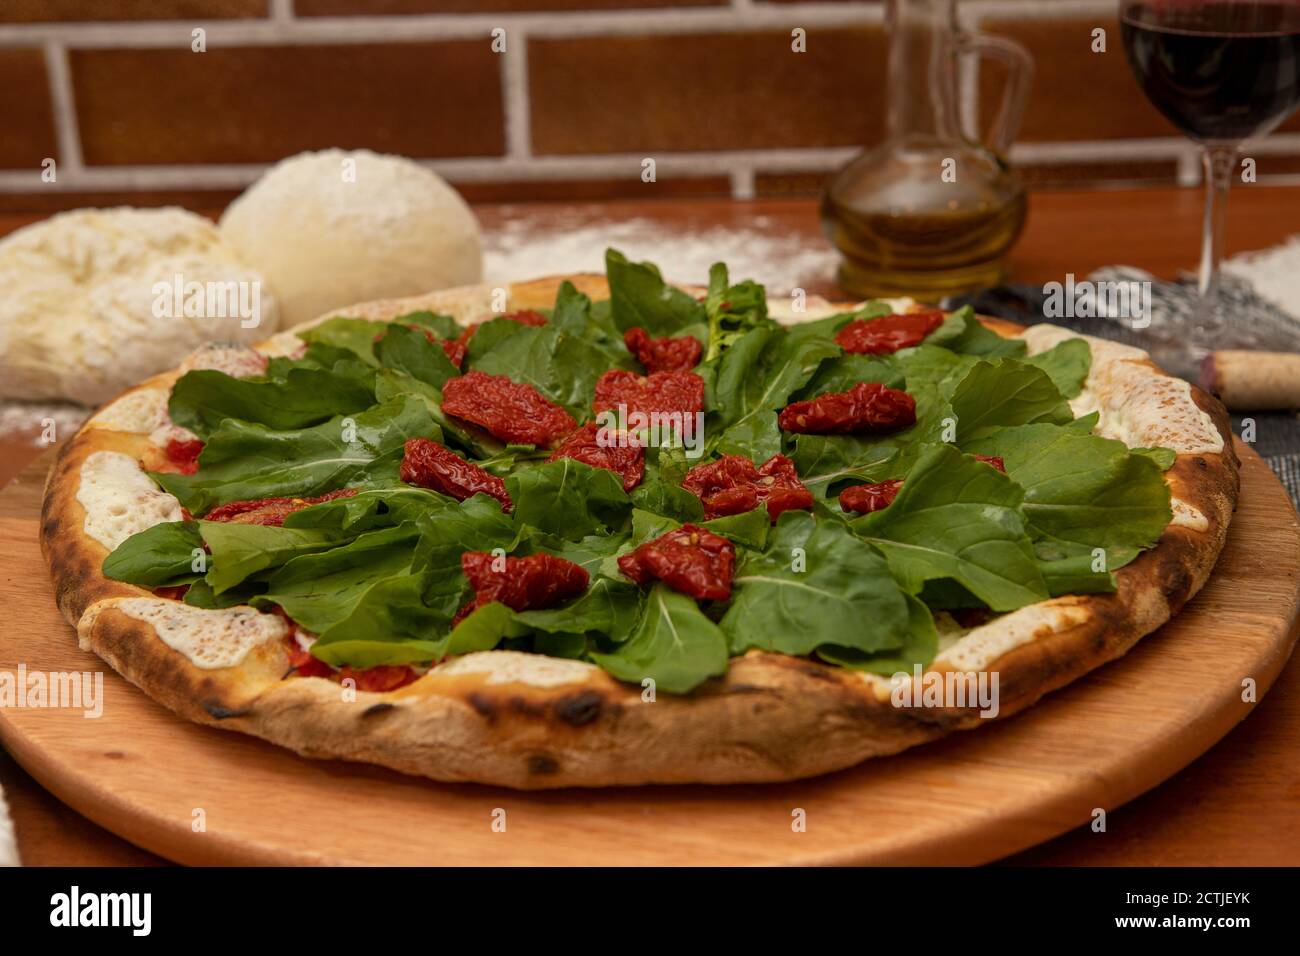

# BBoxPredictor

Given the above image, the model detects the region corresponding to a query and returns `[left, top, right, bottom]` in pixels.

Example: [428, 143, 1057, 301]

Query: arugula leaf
[298, 317, 385, 365]
[706, 324, 840, 459]
[589, 583, 729, 694]
[721, 512, 916, 659]
[962, 422, 1172, 552]
[1034, 541, 1138, 596]
[630, 444, 705, 522]
[468, 321, 612, 419]
[373, 368, 507, 460]
[168, 366, 378, 439]
[506, 458, 632, 542]
[703, 261, 769, 361]
[789, 433, 899, 496]
[851, 444, 1049, 611]
[794, 353, 905, 399]
[926, 305, 1027, 357]
[102, 520, 205, 588]
[1022, 338, 1091, 399]
[606, 248, 707, 336]
[815, 594, 939, 676]
[256, 524, 423, 632]
[200, 521, 344, 594]
[154, 395, 439, 515]
[1133, 446, 1177, 470]
[550, 280, 639, 369]
[374, 323, 461, 390]
[949, 359, 1074, 441]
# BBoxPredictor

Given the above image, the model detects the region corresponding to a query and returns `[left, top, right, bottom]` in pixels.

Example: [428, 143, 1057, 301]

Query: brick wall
[1, 0, 1298, 211]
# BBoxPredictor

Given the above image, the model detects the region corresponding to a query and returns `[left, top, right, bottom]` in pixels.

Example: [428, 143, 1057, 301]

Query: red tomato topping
[835, 310, 946, 355]
[442, 370, 576, 447]
[339, 665, 419, 692]
[778, 382, 916, 435]
[204, 488, 359, 525]
[154, 584, 190, 601]
[682, 453, 814, 523]
[593, 370, 705, 419]
[972, 454, 1006, 473]
[400, 437, 512, 511]
[618, 524, 736, 602]
[455, 551, 590, 624]
[164, 436, 204, 475]
[838, 479, 905, 514]
[623, 327, 703, 374]
[285, 638, 334, 679]
[547, 421, 645, 492]
[375, 324, 467, 367]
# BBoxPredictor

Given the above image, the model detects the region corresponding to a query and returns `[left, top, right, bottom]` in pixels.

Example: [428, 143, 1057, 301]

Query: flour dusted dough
[0, 207, 279, 405]
[220, 149, 483, 328]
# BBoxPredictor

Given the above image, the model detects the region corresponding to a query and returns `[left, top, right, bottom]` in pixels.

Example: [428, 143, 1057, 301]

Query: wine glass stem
[1195, 145, 1235, 340]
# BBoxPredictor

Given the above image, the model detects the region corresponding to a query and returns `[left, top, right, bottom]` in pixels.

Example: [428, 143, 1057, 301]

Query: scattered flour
[483, 212, 840, 295]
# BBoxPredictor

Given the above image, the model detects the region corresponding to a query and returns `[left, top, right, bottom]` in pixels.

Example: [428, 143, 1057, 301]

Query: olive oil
[823, 0, 1032, 300]
[822, 152, 1028, 299]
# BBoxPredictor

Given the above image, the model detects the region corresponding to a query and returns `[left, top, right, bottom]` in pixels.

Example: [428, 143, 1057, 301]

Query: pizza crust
[40, 275, 1241, 788]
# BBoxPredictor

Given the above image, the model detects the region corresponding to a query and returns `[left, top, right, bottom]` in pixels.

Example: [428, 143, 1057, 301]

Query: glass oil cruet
[822, 0, 1034, 299]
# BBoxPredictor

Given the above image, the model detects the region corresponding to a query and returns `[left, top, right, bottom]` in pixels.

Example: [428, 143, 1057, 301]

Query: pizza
[40, 251, 1239, 789]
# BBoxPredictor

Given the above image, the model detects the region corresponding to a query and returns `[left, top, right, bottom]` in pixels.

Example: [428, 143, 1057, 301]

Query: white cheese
[1170, 497, 1210, 531]
[75, 451, 184, 550]
[433, 650, 598, 688]
[179, 342, 267, 378]
[89, 598, 286, 669]
[1020, 323, 1223, 455]
[256, 331, 307, 359]
[933, 601, 1091, 672]
[85, 387, 171, 435]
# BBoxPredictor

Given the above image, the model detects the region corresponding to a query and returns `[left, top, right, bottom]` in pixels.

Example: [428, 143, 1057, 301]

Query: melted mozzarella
[76, 451, 183, 550]
[89, 598, 286, 669]
[433, 651, 598, 688]
[1170, 497, 1210, 531]
[86, 387, 171, 435]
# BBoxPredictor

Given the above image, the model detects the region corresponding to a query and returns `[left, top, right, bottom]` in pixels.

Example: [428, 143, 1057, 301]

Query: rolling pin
[1201, 351, 1300, 411]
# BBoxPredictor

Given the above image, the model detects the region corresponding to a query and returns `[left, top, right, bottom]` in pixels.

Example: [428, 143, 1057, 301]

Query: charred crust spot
[361, 702, 395, 718]
[466, 692, 495, 721]
[103, 751, 126, 760]
[203, 701, 244, 720]
[527, 753, 559, 775]
[555, 690, 603, 726]
[768, 654, 840, 683]
[1193, 456, 1208, 470]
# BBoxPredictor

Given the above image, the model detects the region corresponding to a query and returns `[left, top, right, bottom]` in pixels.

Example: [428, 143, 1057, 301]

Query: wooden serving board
[1, 444, 1297, 866]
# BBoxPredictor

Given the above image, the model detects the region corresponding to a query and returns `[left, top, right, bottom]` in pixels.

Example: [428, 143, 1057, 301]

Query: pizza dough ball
[0, 207, 279, 406]
[219, 149, 483, 327]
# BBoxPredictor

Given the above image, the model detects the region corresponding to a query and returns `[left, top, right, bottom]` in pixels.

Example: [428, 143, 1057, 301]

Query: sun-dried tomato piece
[155, 584, 190, 601]
[442, 371, 576, 448]
[972, 454, 1006, 473]
[618, 524, 736, 601]
[164, 436, 204, 475]
[593, 370, 705, 419]
[400, 437, 511, 511]
[547, 421, 645, 492]
[838, 479, 905, 514]
[284, 637, 334, 679]
[778, 382, 916, 435]
[204, 488, 359, 525]
[454, 551, 590, 625]
[682, 453, 813, 522]
[338, 664, 419, 692]
[623, 327, 703, 374]
[835, 310, 946, 355]
[455, 309, 549, 352]
[375, 324, 467, 367]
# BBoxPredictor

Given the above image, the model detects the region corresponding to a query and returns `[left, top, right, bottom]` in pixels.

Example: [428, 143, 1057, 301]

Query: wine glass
[1120, 0, 1300, 363]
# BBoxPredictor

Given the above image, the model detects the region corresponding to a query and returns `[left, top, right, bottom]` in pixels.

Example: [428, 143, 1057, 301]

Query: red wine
[1121, 2, 1300, 142]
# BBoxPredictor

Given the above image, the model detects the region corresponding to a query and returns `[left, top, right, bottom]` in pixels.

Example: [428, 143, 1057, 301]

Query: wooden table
[2, 186, 1298, 866]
